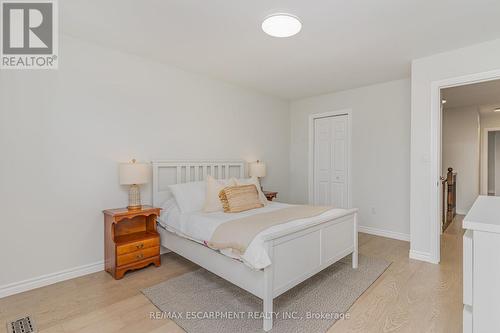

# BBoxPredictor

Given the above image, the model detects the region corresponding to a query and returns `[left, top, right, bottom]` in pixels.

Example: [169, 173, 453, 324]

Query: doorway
[308, 110, 351, 208]
[431, 74, 500, 263]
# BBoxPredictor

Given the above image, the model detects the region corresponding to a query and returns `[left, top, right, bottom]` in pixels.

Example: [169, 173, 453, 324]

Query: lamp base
[128, 184, 142, 210]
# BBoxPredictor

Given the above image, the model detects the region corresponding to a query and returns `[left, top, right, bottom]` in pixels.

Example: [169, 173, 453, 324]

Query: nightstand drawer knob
[136, 253, 144, 260]
[136, 243, 144, 249]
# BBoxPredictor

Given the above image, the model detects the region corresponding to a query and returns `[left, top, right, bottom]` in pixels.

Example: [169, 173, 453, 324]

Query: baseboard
[358, 225, 410, 242]
[409, 250, 438, 264]
[0, 261, 104, 299]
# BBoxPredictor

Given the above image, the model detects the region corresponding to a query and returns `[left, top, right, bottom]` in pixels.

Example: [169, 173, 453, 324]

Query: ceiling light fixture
[441, 99, 447, 104]
[262, 13, 302, 38]
[494, 107, 500, 112]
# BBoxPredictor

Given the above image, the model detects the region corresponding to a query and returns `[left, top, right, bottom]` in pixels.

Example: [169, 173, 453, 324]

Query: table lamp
[119, 159, 149, 210]
[249, 160, 266, 188]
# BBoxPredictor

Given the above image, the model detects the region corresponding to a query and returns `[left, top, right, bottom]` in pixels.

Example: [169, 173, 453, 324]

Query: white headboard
[152, 160, 246, 207]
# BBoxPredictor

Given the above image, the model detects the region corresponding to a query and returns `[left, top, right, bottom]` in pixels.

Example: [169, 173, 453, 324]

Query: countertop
[463, 196, 500, 233]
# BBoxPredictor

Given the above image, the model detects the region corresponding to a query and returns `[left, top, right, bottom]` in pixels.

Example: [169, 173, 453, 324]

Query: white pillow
[203, 176, 236, 212]
[160, 197, 180, 220]
[159, 198, 181, 229]
[168, 181, 206, 213]
[234, 176, 268, 206]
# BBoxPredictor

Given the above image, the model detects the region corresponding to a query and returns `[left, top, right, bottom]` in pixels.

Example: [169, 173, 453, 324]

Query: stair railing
[442, 167, 457, 232]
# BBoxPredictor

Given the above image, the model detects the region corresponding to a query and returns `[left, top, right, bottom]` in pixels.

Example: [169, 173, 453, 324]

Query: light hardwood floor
[1, 218, 463, 333]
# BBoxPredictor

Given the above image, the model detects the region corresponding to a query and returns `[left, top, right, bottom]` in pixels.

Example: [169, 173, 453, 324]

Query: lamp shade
[119, 161, 149, 185]
[249, 161, 267, 178]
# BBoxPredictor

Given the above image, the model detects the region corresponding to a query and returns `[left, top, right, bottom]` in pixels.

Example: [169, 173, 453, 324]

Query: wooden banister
[442, 167, 457, 232]
[442, 176, 447, 227]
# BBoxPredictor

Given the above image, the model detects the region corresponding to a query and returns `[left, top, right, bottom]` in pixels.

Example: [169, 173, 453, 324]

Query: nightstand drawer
[116, 236, 159, 255]
[117, 246, 160, 266]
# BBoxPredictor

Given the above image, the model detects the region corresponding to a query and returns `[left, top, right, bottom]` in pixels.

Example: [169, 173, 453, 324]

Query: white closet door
[314, 117, 333, 206]
[313, 115, 348, 208]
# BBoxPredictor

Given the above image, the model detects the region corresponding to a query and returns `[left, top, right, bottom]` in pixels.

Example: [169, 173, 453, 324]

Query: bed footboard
[262, 210, 358, 331]
[157, 210, 358, 333]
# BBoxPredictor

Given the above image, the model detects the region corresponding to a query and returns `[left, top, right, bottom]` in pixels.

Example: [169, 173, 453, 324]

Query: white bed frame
[152, 160, 358, 331]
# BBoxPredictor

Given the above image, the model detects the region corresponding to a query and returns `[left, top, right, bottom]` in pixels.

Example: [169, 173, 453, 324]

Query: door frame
[429, 69, 500, 264]
[481, 127, 500, 196]
[308, 109, 352, 208]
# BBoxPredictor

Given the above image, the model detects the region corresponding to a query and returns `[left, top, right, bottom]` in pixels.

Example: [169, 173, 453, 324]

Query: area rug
[142, 255, 390, 333]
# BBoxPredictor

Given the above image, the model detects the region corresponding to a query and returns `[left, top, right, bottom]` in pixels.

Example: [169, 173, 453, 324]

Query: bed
[152, 160, 358, 331]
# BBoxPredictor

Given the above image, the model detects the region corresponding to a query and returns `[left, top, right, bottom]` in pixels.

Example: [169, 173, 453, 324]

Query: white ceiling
[62, 0, 500, 100]
[442, 79, 500, 113]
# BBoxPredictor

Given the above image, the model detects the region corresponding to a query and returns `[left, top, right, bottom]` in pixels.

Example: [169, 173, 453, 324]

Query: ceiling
[442, 79, 500, 113]
[61, 0, 500, 100]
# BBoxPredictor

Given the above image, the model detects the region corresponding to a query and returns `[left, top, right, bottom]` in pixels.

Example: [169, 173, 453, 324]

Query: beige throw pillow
[219, 185, 264, 213]
[234, 176, 268, 206]
[203, 176, 236, 212]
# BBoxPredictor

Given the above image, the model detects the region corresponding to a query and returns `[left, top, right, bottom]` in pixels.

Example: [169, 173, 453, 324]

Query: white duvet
[157, 201, 349, 270]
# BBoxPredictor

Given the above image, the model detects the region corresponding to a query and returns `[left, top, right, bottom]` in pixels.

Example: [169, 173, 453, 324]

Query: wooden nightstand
[264, 191, 278, 201]
[103, 206, 161, 279]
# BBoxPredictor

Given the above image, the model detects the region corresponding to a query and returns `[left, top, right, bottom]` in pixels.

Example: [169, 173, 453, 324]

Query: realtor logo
[1, 0, 58, 69]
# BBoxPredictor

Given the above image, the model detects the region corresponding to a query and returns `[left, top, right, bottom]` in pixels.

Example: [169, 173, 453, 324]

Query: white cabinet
[463, 196, 500, 333]
[463, 305, 472, 333]
[463, 230, 472, 307]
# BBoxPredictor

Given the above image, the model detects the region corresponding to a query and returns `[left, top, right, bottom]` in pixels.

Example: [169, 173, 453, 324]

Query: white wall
[480, 113, 500, 195]
[411, 38, 500, 262]
[289, 79, 411, 239]
[441, 107, 480, 214]
[496, 134, 500, 195]
[488, 131, 496, 194]
[0, 35, 290, 290]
